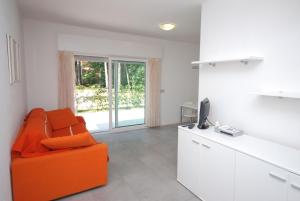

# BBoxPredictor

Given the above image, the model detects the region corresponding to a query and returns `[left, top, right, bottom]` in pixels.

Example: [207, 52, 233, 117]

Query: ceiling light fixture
[159, 23, 176, 31]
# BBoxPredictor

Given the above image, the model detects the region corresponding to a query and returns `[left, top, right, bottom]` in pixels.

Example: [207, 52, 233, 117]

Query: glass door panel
[74, 56, 109, 132]
[112, 60, 146, 128]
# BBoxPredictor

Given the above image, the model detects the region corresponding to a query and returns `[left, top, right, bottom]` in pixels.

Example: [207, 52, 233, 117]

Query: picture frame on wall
[17, 44, 22, 81]
[6, 34, 14, 84]
[6, 34, 21, 84]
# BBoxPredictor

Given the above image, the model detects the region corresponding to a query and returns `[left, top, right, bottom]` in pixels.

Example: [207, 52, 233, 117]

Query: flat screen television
[197, 98, 210, 129]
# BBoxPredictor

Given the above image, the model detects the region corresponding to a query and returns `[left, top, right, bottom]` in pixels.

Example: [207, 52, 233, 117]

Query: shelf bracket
[240, 60, 248, 65]
[208, 62, 216, 67]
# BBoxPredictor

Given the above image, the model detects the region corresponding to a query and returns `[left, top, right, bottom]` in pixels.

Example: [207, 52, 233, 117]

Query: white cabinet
[288, 173, 300, 201]
[177, 128, 235, 201]
[197, 137, 235, 201]
[177, 127, 300, 201]
[177, 129, 201, 193]
[235, 152, 288, 201]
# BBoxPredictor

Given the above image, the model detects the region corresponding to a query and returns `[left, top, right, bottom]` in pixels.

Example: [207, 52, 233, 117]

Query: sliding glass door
[74, 56, 109, 132]
[112, 60, 146, 128]
[74, 56, 146, 133]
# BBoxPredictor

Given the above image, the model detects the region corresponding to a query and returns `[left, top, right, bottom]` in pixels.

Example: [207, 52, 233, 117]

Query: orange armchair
[11, 108, 108, 201]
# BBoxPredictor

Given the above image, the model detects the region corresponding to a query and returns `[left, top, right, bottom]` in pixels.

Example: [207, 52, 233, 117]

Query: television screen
[197, 98, 210, 129]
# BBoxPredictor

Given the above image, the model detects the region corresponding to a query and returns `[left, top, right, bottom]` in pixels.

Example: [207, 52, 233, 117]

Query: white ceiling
[17, 0, 201, 43]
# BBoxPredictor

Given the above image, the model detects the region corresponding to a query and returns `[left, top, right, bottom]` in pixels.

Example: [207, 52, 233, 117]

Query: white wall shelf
[250, 90, 300, 99]
[191, 56, 264, 67]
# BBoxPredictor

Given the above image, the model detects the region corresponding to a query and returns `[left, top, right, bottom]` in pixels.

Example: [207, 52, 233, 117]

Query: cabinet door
[197, 137, 235, 201]
[288, 173, 300, 201]
[177, 129, 202, 194]
[235, 152, 288, 201]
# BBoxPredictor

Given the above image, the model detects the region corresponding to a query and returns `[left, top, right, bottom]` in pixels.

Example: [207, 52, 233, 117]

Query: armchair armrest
[76, 116, 86, 125]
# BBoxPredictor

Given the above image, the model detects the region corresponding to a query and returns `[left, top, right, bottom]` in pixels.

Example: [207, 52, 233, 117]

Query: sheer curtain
[146, 58, 161, 127]
[58, 51, 75, 112]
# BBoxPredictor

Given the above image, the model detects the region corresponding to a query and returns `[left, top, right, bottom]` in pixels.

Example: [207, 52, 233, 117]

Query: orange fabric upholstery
[11, 126, 28, 156]
[12, 144, 108, 201]
[46, 108, 79, 130]
[76, 115, 86, 125]
[51, 122, 88, 137]
[26, 108, 46, 121]
[11, 108, 109, 201]
[45, 121, 53, 138]
[12, 118, 49, 158]
[41, 132, 96, 150]
[71, 122, 88, 133]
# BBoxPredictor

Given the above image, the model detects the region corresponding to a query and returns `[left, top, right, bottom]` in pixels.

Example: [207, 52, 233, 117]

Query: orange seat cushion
[47, 108, 79, 130]
[41, 132, 96, 150]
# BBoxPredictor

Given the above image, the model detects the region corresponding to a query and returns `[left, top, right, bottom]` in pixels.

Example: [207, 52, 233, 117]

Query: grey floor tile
[58, 125, 201, 201]
[186, 197, 203, 201]
[91, 178, 139, 201]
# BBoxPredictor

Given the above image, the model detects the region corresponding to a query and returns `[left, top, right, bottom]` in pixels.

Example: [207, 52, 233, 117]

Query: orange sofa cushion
[47, 108, 79, 130]
[12, 118, 49, 157]
[51, 122, 88, 137]
[41, 132, 96, 150]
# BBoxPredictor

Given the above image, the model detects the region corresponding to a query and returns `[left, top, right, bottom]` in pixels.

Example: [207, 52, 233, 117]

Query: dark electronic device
[188, 124, 195, 129]
[197, 98, 210, 129]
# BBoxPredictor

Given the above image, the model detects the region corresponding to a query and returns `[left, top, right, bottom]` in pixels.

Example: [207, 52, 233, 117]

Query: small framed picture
[6, 34, 14, 84]
[12, 39, 18, 81]
[6, 34, 21, 84]
[17, 44, 21, 81]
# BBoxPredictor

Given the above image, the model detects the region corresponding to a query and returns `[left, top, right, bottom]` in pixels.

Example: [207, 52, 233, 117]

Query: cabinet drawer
[288, 173, 300, 201]
[235, 152, 288, 201]
[197, 137, 235, 201]
[177, 129, 203, 193]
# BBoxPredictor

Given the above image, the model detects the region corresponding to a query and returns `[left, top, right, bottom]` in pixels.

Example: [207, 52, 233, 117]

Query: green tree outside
[75, 61, 145, 113]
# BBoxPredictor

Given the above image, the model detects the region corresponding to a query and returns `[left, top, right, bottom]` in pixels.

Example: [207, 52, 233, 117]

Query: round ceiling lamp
[159, 23, 176, 31]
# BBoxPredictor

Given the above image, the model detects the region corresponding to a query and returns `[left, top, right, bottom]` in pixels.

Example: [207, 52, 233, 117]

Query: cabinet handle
[269, 172, 287, 182]
[192, 139, 200, 145]
[201, 144, 211, 149]
[291, 183, 300, 191]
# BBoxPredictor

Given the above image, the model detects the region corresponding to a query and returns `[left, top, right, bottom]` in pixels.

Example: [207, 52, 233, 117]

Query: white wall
[0, 0, 27, 200]
[23, 19, 199, 125]
[199, 0, 300, 149]
[58, 34, 163, 59]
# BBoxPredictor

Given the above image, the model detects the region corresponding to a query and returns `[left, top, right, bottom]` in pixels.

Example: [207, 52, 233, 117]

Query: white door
[111, 60, 146, 128]
[177, 129, 202, 194]
[235, 152, 288, 201]
[288, 173, 300, 201]
[197, 137, 235, 201]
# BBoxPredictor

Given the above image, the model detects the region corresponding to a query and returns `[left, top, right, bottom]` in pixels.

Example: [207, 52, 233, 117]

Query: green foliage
[75, 61, 145, 112]
[75, 85, 145, 112]
[81, 62, 106, 87]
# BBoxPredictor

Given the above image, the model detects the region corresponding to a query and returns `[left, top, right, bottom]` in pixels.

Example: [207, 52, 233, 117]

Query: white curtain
[58, 51, 75, 112]
[146, 58, 161, 127]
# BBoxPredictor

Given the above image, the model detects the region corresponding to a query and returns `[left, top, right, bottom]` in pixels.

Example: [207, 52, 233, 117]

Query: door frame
[108, 57, 148, 131]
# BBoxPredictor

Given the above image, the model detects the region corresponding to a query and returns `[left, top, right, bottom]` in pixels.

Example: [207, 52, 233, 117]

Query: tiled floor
[58, 125, 201, 201]
[78, 108, 144, 132]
